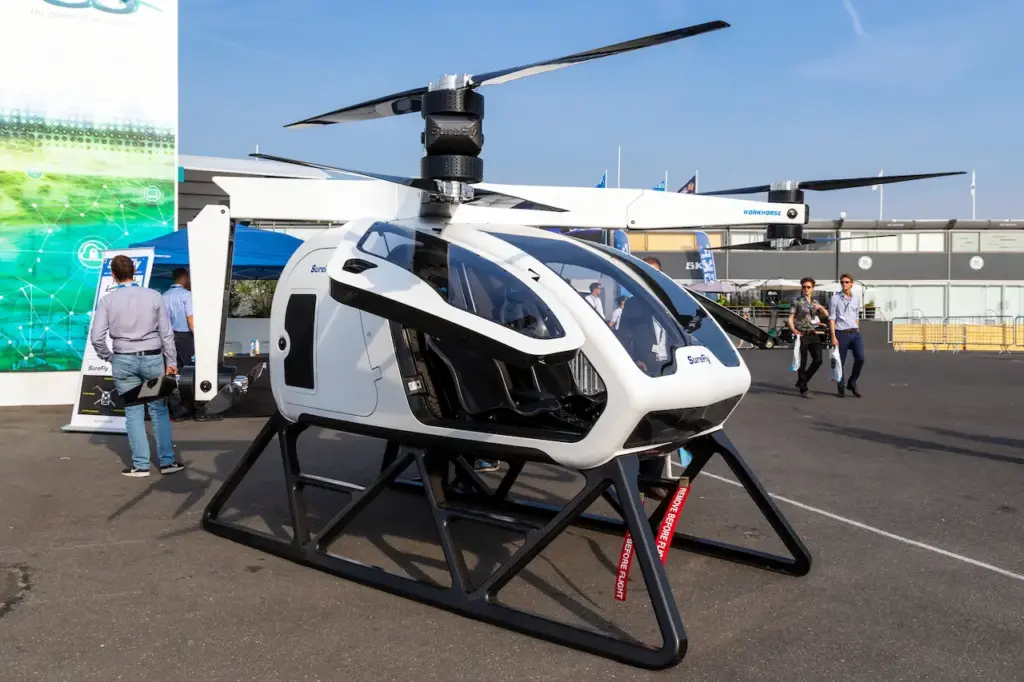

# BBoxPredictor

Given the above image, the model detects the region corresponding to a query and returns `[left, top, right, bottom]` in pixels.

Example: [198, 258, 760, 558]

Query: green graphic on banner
[0, 113, 175, 372]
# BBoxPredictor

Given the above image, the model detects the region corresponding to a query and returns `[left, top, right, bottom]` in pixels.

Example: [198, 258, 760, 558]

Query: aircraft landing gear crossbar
[202, 413, 812, 671]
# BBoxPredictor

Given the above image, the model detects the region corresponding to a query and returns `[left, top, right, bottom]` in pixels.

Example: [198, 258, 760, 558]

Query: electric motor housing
[419, 88, 485, 184]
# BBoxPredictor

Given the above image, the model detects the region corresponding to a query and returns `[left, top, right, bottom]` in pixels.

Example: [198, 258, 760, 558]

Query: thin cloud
[842, 0, 869, 38]
[797, 4, 1020, 88]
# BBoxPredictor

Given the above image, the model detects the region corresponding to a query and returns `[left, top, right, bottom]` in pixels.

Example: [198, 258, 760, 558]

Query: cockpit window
[487, 231, 695, 377]
[587, 242, 742, 368]
[356, 222, 566, 340]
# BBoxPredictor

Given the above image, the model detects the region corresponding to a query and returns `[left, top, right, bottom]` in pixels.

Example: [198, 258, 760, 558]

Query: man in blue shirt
[162, 268, 195, 418]
[828, 273, 865, 398]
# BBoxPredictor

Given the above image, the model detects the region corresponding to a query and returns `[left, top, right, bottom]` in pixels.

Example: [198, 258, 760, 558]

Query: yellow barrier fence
[890, 318, 1024, 352]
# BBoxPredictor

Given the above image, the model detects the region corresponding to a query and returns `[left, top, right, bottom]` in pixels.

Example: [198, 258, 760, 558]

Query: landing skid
[202, 414, 811, 670]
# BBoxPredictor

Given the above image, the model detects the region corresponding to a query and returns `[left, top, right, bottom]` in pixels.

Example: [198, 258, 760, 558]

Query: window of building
[951, 232, 978, 251]
[979, 232, 1024, 252]
[917, 233, 946, 252]
[627, 232, 648, 252]
[729, 230, 765, 246]
[627, 231, 724, 252]
[646, 233, 696, 251]
[840, 231, 946, 253]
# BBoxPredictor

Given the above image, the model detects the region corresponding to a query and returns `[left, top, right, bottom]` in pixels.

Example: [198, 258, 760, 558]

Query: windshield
[487, 230, 695, 377]
[587, 242, 741, 367]
[357, 222, 566, 340]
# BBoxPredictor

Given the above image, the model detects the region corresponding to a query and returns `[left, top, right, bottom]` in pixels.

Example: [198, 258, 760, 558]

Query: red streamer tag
[614, 480, 691, 602]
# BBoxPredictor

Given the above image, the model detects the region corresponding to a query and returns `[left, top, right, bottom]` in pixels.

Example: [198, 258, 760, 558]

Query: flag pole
[879, 169, 884, 221]
[617, 146, 621, 188]
[971, 169, 976, 220]
[695, 169, 699, 193]
[665, 169, 668, 191]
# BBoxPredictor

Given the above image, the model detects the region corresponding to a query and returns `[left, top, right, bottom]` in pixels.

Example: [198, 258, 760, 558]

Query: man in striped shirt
[829, 273, 865, 398]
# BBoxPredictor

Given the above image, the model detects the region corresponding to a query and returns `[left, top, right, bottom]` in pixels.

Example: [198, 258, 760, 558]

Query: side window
[355, 222, 566, 340]
[358, 224, 415, 260]
[590, 243, 742, 368]
[283, 293, 317, 389]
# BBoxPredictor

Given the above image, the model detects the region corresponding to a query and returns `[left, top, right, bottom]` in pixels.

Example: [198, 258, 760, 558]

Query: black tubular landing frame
[202, 413, 811, 671]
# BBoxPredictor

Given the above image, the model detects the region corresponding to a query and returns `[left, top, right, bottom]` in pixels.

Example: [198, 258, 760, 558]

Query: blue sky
[179, 0, 1022, 221]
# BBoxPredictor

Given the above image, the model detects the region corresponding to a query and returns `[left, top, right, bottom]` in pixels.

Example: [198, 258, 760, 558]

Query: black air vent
[624, 395, 741, 448]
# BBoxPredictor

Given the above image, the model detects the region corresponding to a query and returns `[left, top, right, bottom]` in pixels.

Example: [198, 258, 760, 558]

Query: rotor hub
[765, 223, 802, 243]
[419, 74, 485, 188]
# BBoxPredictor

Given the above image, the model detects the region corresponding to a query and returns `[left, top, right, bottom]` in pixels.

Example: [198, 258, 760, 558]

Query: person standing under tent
[789, 277, 829, 398]
[162, 268, 196, 420]
[90, 255, 184, 478]
[829, 274, 865, 398]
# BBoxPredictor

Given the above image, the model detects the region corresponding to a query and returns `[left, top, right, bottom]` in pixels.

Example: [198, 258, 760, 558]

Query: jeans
[111, 354, 175, 470]
[836, 331, 865, 388]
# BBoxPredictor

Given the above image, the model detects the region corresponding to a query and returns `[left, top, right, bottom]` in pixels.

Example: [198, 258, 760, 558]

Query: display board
[0, 0, 178, 382]
[62, 247, 155, 434]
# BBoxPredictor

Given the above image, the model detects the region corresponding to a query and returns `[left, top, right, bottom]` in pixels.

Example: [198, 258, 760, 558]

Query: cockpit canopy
[356, 221, 740, 377]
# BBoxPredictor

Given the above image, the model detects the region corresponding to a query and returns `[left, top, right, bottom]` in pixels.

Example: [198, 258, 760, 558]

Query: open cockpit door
[326, 220, 585, 367]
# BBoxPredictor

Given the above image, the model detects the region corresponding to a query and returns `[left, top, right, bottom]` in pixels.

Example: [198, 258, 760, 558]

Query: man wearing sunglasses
[789, 277, 829, 398]
[829, 274, 865, 397]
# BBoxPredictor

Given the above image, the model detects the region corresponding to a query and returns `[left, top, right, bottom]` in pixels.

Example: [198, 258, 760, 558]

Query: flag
[871, 169, 883, 191]
[678, 174, 697, 194]
[971, 169, 976, 198]
[596, 171, 607, 188]
[653, 179, 665, 191]
[695, 231, 717, 283]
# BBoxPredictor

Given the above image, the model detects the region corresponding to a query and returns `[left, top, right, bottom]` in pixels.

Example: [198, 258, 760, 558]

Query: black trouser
[169, 331, 195, 417]
[796, 334, 823, 391]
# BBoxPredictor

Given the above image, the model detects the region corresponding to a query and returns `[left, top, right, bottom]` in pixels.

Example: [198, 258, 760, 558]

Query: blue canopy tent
[129, 225, 303, 280]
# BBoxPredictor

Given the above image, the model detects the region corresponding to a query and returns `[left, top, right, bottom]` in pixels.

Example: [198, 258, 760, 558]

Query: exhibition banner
[62, 247, 156, 434]
[0, 0, 178, 379]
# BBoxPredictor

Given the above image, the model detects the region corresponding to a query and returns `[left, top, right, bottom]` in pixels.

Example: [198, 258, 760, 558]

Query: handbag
[790, 335, 801, 372]
[829, 345, 843, 383]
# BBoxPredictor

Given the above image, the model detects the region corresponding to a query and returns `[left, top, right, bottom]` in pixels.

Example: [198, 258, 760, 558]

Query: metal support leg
[202, 417, 691, 670]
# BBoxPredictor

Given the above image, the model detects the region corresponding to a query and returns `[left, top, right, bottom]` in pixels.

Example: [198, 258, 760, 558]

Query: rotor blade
[249, 153, 568, 211]
[250, 153, 437, 190]
[693, 184, 771, 197]
[285, 87, 427, 128]
[707, 241, 775, 251]
[798, 171, 966, 192]
[472, 21, 729, 87]
[699, 171, 966, 196]
[685, 290, 772, 348]
[284, 21, 728, 127]
[811, 233, 901, 244]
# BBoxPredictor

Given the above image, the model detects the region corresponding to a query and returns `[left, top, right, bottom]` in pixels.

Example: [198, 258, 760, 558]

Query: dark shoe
[848, 385, 861, 398]
[640, 484, 669, 501]
[122, 467, 150, 478]
[837, 384, 845, 398]
[801, 390, 813, 399]
[473, 460, 499, 473]
[160, 461, 185, 475]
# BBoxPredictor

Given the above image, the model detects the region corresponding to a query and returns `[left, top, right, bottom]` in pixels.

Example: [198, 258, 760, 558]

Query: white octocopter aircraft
[167, 20, 964, 670]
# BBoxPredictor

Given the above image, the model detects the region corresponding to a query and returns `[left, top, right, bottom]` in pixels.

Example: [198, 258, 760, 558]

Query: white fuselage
[268, 217, 750, 470]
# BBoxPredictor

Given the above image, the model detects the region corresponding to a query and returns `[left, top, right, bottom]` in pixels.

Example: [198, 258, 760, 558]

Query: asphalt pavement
[1, 349, 1022, 681]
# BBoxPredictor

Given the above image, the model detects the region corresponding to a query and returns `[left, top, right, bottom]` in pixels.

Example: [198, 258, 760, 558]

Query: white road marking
[702, 473, 1024, 583]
